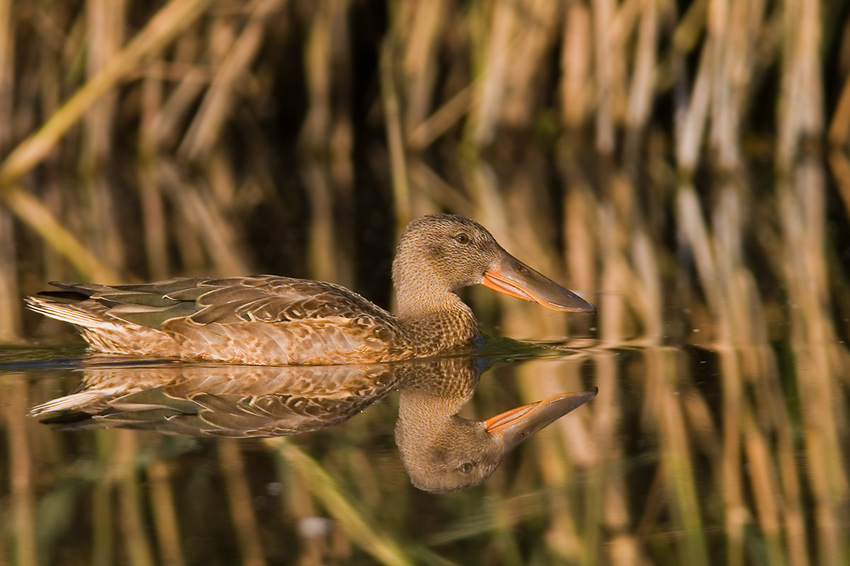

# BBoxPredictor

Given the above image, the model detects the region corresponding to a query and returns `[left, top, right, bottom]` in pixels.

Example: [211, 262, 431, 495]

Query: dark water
[2, 336, 847, 566]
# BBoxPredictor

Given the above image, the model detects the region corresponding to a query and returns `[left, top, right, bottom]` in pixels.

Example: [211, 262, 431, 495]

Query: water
[2, 336, 847, 565]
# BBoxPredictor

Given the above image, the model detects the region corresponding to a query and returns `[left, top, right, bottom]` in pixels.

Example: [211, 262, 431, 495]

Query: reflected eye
[459, 462, 474, 474]
[454, 233, 470, 244]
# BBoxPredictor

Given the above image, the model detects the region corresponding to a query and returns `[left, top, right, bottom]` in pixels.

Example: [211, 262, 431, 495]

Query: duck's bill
[481, 250, 595, 313]
[484, 389, 597, 451]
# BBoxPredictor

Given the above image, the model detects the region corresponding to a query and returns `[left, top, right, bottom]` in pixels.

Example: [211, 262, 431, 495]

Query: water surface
[2, 334, 847, 566]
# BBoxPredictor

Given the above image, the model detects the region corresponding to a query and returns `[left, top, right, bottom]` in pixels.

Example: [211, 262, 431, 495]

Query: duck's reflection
[30, 357, 595, 492]
[393, 357, 595, 492]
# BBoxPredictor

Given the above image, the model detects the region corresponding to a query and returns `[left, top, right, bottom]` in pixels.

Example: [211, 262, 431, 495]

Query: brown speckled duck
[26, 214, 594, 365]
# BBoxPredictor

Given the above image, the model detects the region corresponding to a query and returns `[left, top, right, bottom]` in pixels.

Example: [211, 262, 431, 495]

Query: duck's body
[27, 214, 594, 365]
[28, 276, 471, 365]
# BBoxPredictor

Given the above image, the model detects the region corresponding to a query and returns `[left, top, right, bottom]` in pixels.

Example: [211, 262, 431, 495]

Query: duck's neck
[393, 282, 479, 352]
[391, 245, 481, 352]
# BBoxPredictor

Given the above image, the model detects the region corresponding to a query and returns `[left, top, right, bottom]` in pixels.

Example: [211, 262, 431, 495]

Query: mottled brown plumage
[26, 214, 594, 365]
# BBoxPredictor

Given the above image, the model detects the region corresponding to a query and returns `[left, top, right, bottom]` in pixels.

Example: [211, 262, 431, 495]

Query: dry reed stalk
[0, 0, 213, 185]
[137, 59, 170, 279]
[674, 44, 712, 173]
[301, 0, 356, 285]
[718, 348, 747, 566]
[326, 7, 355, 209]
[0, 0, 214, 284]
[827, 151, 850, 225]
[458, 165, 509, 286]
[180, 0, 284, 160]
[149, 34, 212, 146]
[679, 180, 765, 344]
[270, 439, 417, 566]
[706, 0, 733, 166]
[465, 0, 512, 147]
[680, 387, 720, 462]
[793, 345, 849, 566]
[0, 510, 6, 565]
[499, 1, 559, 130]
[625, 0, 658, 133]
[828, 71, 850, 148]
[742, 345, 811, 566]
[560, 1, 592, 128]
[778, 157, 849, 564]
[649, 348, 709, 566]
[5, 378, 37, 566]
[535, 456, 584, 563]
[218, 439, 268, 566]
[0, 0, 12, 149]
[741, 409, 785, 566]
[400, 0, 446, 134]
[0, 212, 20, 340]
[510, 363, 586, 564]
[340, 449, 384, 513]
[562, 177, 599, 311]
[593, 354, 645, 566]
[1, 185, 119, 281]
[92, 433, 117, 566]
[381, 34, 412, 229]
[303, 161, 348, 283]
[676, 186, 718, 330]
[406, 85, 474, 150]
[301, 0, 339, 150]
[159, 161, 250, 275]
[281, 453, 330, 565]
[82, 0, 127, 271]
[776, 0, 822, 167]
[114, 431, 156, 566]
[146, 459, 186, 566]
[598, 201, 635, 342]
[631, 229, 663, 342]
[0, 0, 19, 339]
[458, 0, 558, 142]
[408, 160, 474, 214]
[592, 0, 617, 153]
[484, 498, 524, 565]
[759, 352, 811, 566]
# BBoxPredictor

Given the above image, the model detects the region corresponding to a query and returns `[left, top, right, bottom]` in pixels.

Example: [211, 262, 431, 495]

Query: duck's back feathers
[28, 277, 408, 365]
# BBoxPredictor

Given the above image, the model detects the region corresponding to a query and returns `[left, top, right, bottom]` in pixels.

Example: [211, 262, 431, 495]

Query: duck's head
[392, 214, 595, 316]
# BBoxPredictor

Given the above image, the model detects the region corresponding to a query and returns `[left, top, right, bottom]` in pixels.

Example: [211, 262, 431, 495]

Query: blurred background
[1, 0, 849, 565]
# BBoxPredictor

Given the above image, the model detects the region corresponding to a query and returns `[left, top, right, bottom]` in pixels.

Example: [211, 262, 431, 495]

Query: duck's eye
[459, 462, 475, 474]
[454, 233, 470, 244]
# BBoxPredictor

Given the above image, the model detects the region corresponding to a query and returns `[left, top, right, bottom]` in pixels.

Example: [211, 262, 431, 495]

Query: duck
[26, 214, 594, 365]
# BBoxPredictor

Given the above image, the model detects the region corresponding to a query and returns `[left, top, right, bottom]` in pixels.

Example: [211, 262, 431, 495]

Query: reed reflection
[30, 356, 595, 492]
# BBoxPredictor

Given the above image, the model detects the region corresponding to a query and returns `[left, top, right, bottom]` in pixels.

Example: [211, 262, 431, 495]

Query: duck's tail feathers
[25, 297, 111, 329]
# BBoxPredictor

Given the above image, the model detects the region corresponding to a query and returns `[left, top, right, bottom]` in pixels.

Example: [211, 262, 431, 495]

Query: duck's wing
[29, 277, 408, 364]
[35, 276, 390, 327]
